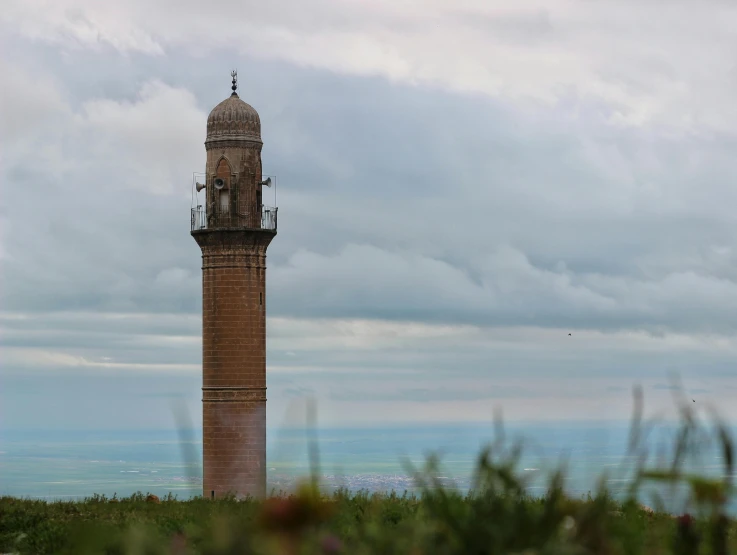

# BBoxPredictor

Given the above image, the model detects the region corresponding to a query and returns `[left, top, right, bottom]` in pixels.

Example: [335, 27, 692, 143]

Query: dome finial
[230, 70, 238, 96]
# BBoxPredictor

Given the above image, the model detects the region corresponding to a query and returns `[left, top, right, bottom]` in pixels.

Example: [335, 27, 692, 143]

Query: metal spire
[230, 70, 238, 96]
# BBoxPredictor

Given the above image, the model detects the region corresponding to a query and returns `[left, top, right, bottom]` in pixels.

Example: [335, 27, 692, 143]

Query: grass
[1, 385, 735, 554]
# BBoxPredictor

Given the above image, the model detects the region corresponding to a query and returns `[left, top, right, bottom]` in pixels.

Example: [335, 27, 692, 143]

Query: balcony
[191, 205, 278, 232]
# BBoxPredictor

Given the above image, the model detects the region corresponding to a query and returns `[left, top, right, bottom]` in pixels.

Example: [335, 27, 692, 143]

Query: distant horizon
[3, 420, 732, 513]
[1, 417, 724, 434]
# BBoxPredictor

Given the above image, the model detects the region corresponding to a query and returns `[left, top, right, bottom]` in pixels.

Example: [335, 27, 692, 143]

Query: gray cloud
[651, 384, 711, 395]
[452, 8, 555, 43]
[3, 1, 737, 427]
[5, 58, 737, 338]
[651, 384, 679, 391]
[283, 387, 316, 398]
[329, 386, 539, 403]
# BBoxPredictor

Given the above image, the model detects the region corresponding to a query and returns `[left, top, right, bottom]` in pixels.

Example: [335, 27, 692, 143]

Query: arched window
[214, 158, 232, 216]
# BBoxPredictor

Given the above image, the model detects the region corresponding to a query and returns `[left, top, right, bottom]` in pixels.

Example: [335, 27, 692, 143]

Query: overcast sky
[2, 0, 737, 431]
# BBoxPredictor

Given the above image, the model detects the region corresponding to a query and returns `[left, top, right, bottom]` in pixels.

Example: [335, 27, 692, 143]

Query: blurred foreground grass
[1, 386, 736, 554]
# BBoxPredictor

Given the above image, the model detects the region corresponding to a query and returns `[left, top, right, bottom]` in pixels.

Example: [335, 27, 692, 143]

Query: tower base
[202, 391, 266, 500]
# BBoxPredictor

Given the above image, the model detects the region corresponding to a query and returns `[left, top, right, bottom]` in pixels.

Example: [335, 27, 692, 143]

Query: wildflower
[260, 496, 308, 533]
[259, 481, 334, 534]
[674, 513, 700, 555]
[320, 534, 342, 554]
[169, 531, 187, 555]
[562, 515, 576, 533]
[711, 514, 728, 555]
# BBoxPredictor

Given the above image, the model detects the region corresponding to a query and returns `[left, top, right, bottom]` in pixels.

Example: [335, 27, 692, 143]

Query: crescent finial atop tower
[231, 70, 238, 96]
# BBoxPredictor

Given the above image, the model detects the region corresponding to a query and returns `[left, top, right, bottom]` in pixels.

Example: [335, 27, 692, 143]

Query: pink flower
[320, 534, 342, 554]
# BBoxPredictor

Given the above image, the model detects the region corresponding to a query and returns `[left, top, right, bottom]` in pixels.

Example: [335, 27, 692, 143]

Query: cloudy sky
[2, 0, 737, 431]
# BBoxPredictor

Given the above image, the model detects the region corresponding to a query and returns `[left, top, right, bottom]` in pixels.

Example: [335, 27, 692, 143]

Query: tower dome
[205, 76, 261, 146]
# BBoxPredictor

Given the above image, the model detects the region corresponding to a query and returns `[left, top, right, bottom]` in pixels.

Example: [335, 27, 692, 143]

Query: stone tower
[191, 72, 277, 499]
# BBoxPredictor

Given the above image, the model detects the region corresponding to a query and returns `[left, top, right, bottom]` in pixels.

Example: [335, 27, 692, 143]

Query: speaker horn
[196, 182, 206, 192]
[260, 177, 272, 187]
[214, 178, 225, 190]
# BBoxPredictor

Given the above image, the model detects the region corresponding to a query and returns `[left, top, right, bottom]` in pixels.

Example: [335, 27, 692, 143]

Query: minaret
[191, 71, 277, 499]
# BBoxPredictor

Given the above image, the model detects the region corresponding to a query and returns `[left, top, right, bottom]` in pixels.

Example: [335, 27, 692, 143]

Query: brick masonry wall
[194, 228, 275, 500]
[202, 397, 266, 499]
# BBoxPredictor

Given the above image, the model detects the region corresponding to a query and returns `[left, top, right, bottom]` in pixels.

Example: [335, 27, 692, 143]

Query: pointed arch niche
[214, 157, 234, 216]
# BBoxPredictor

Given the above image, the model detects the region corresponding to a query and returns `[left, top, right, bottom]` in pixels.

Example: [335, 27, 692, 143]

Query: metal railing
[191, 206, 277, 232]
[262, 207, 277, 230]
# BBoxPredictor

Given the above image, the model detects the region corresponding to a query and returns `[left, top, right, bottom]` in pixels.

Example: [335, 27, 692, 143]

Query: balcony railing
[262, 207, 277, 230]
[191, 205, 278, 232]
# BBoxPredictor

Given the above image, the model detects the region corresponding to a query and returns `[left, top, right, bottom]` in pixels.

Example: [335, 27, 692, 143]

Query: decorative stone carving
[202, 387, 267, 403]
[202, 252, 266, 270]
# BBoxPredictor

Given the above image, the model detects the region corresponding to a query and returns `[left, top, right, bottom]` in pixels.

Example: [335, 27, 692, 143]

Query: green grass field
[1, 389, 734, 554]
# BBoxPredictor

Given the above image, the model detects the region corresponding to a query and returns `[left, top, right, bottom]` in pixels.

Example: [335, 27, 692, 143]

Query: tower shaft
[195, 230, 273, 499]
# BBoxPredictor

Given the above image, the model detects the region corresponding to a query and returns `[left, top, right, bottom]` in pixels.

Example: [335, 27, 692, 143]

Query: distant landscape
[3, 405, 737, 553]
[3, 414, 736, 514]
